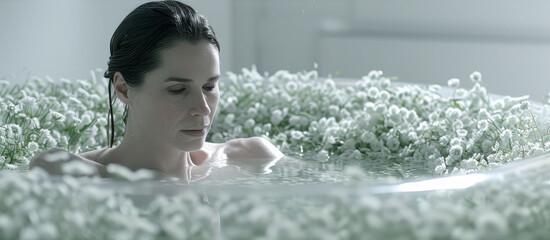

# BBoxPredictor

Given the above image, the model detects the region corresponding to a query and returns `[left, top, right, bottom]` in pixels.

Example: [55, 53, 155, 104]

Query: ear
[113, 72, 132, 105]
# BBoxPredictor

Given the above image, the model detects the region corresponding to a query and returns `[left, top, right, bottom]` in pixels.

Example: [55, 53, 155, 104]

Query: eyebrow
[164, 75, 220, 83]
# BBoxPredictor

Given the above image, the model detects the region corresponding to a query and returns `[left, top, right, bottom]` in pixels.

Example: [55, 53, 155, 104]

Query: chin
[178, 139, 205, 152]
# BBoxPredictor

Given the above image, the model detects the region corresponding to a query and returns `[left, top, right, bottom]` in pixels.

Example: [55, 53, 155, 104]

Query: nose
[190, 92, 211, 117]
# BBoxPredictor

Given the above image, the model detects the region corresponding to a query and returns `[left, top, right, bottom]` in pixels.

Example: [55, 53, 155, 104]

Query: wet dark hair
[104, 0, 220, 148]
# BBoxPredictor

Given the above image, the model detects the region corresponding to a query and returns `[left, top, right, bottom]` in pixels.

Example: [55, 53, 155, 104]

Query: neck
[110, 132, 195, 174]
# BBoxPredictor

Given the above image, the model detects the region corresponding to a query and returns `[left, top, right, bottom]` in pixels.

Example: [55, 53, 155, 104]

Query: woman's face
[127, 40, 220, 152]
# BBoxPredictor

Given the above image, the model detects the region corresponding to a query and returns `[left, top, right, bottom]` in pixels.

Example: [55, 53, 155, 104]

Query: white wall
[0, 0, 232, 83]
[232, 0, 550, 101]
[2, 0, 550, 101]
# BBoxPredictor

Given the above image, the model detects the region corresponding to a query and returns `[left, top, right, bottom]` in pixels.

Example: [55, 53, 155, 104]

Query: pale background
[1, 0, 550, 101]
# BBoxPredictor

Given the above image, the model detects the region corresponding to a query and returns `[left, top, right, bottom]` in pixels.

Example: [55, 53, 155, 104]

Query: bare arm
[225, 137, 284, 174]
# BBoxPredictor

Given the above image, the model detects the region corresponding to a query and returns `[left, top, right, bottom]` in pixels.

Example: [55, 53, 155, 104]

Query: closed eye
[203, 85, 216, 92]
[169, 88, 186, 94]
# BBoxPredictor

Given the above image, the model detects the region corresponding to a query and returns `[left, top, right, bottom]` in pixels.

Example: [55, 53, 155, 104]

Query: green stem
[528, 109, 546, 152]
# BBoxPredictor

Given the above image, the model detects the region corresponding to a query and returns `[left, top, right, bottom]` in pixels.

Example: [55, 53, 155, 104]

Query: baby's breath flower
[212, 132, 224, 143]
[247, 107, 258, 117]
[7, 124, 22, 137]
[97, 117, 108, 127]
[224, 114, 235, 125]
[27, 142, 39, 153]
[49, 110, 66, 122]
[379, 91, 390, 101]
[520, 101, 530, 111]
[478, 108, 491, 119]
[477, 119, 489, 131]
[288, 115, 301, 127]
[285, 81, 298, 92]
[434, 163, 446, 174]
[328, 105, 339, 116]
[492, 99, 505, 110]
[29, 117, 40, 129]
[244, 119, 255, 129]
[290, 130, 304, 140]
[470, 71, 482, 83]
[447, 78, 460, 88]
[449, 145, 463, 160]
[375, 104, 387, 115]
[367, 87, 379, 98]
[271, 110, 283, 125]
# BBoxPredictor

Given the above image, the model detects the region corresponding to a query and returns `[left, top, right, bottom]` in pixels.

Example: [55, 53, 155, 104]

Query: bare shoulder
[224, 137, 284, 159]
[78, 148, 108, 163]
[30, 148, 106, 176]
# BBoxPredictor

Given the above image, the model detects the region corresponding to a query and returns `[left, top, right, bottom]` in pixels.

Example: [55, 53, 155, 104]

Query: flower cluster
[2, 68, 549, 175]
[209, 68, 550, 174]
[0, 70, 126, 170]
[0, 169, 218, 240]
[1, 157, 550, 239]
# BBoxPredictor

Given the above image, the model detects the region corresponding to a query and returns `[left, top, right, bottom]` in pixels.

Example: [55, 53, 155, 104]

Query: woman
[30, 1, 283, 180]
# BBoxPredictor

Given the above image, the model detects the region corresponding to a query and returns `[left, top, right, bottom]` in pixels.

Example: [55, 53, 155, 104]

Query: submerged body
[31, 137, 283, 181]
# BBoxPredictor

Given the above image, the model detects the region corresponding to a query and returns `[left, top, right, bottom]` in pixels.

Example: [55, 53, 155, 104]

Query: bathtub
[1, 70, 549, 239]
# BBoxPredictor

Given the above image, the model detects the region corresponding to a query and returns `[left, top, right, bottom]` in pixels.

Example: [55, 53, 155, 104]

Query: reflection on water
[191, 152, 434, 186]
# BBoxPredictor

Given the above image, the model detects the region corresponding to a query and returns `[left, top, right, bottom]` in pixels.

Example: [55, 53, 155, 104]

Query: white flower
[455, 89, 467, 98]
[367, 87, 379, 98]
[244, 118, 255, 129]
[445, 108, 461, 119]
[519, 101, 530, 111]
[212, 132, 224, 143]
[29, 118, 40, 129]
[503, 115, 519, 127]
[106, 163, 155, 181]
[76, 114, 91, 131]
[447, 78, 460, 88]
[288, 115, 301, 127]
[97, 117, 108, 127]
[61, 161, 98, 176]
[477, 119, 489, 131]
[478, 108, 491, 119]
[375, 104, 387, 115]
[224, 114, 235, 125]
[460, 158, 478, 169]
[270, 110, 283, 125]
[6, 124, 22, 137]
[470, 71, 482, 83]
[43, 151, 71, 162]
[328, 105, 339, 116]
[475, 211, 508, 236]
[481, 139, 494, 153]
[492, 99, 505, 110]
[457, 129, 468, 138]
[366, 70, 383, 80]
[290, 130, 303, 140]
[385, 137, 400, 151]
[379, 91, 390, 101]
[247, 107, 258, 117]
[389, 105, 399, 115]
[360, 131, 376, 143]
[324, 79, 335, 89]
[316, 150, 329, 162]
[449, 145, 463, 160]
[27, 142, 39, 153]
[434, 163, 446, 174]
[342, 139, 356, 150]
[49, 110, 66, 122]
[243, 83, 256, 92]
[285, 81, 298, 92]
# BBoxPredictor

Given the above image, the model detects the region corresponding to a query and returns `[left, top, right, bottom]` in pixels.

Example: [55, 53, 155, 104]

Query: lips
[181, 127, 208, 137]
